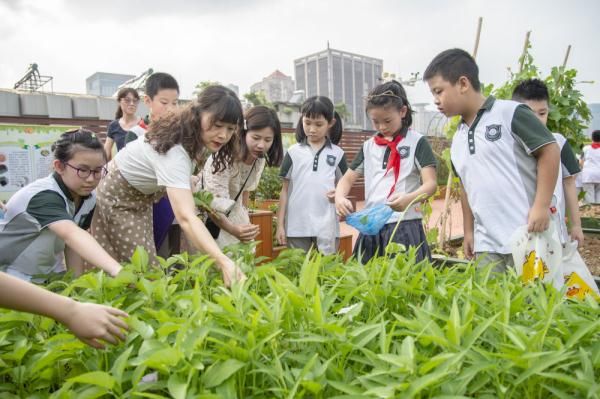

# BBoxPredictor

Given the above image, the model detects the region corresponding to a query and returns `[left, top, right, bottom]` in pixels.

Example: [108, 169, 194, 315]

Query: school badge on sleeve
[485, 124, 502, 142]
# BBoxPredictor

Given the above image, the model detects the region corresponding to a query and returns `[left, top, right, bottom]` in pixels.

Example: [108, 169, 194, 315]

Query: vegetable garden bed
[0, 247, 598, 398]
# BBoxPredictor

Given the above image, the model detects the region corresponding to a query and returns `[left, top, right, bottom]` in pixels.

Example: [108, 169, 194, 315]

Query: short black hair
[295, 96, 343, 144]
[512, 79, 549, 103]
[145, 72, 179, 99]
[423, 48, 481, 92]
[365, 80, 413, 136]
[593, 130, 600, 143]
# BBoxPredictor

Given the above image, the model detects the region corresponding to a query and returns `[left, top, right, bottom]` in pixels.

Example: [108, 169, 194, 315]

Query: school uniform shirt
[582, 144, 600, 184]
[279, 140, 347, 237]
[350, 129, 437, 224]
[552, 133, 581, 243]
[0, 173, 96, 280]
[114, 138, 194, 195]
[451, 96, 556, 254]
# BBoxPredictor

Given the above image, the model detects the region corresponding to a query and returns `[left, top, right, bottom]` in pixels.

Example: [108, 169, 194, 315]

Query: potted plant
[251, 166, 282, 210]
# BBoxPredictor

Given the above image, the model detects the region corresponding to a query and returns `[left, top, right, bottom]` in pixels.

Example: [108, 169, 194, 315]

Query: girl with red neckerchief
[335, 81, 438, 264]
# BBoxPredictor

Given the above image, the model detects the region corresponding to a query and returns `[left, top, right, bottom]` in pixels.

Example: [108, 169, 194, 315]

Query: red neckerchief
[139, 117, 149, 130]
[373, 133, 404, 198]
[592, 143, 600, 149]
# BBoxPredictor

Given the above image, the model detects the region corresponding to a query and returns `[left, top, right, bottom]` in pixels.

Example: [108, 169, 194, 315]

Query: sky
[1, 0, 599, 106]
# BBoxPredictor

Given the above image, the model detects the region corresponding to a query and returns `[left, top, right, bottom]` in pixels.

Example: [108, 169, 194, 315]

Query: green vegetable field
[0, 246, 599, 398]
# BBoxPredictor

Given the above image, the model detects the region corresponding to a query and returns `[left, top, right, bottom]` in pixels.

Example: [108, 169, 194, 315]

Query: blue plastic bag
[346, 204, 394, 235]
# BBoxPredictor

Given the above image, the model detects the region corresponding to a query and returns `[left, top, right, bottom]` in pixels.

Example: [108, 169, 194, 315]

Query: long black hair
[295, 96, 343, 144]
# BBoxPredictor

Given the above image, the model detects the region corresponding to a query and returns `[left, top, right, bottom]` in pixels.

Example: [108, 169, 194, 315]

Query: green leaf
[111, 346, 134, 386]
[67, 371, 115, 390]
[202, 359, 245, 388]
[128, 316, 154, 340]
[299, 253, 320, 295]
[446, 297, 461, 346]
[168, 373, 188, 399]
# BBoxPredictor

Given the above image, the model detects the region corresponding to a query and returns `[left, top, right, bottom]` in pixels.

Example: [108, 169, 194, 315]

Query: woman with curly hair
[91, 85, 246, 286]
[202, 106, 284, 248]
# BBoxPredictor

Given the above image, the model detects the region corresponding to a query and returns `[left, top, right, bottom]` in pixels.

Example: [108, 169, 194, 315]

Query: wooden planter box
[251, 210, 354, 262]
[433, 185, 448, 200]
[339, 234, 353, 261]
[249, 210, 273, 260]
[254, 199, 279, 211]
[272, 245, 286, 259]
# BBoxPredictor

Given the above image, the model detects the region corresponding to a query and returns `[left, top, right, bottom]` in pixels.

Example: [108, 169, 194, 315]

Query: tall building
[226, 83, 240, 97]
[294, 47, 383, 129]
[250, 70, 295, 103]
[586, 103, 600, 137]
[86, 72, 135, 97]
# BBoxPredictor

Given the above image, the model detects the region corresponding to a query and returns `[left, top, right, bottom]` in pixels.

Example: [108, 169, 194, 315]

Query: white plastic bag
[510, 220, 563, 290]
[561, 241, 600, 299]
[316, 203, 338, 255]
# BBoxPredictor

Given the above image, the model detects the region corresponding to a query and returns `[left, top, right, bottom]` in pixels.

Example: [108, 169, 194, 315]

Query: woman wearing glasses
[0, 129, 122, 282]
[104, 88, 141, 161]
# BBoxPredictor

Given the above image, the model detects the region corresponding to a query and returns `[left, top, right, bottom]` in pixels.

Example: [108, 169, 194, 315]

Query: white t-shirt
[114, 138, 194, 194]
[582, 145, 600, 184]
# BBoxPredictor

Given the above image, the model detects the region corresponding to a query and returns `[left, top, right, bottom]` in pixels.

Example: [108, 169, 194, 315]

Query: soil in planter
[434, 240, 465, 259]
[580, 204, 600, 218]
[580, 235, 600, 277]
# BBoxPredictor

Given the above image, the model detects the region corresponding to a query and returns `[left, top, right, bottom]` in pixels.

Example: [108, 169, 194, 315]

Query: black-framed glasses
[64, 162, 107, 179]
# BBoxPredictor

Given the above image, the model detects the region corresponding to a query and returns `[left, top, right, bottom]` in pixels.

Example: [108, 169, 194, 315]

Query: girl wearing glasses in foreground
[0, 129, 122, 282]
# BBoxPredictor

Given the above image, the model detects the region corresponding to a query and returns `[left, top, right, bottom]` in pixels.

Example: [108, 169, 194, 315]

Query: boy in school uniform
[424, 49, 560, 270]
[124, 72, 179, 145]
[511, 78, 584, 245]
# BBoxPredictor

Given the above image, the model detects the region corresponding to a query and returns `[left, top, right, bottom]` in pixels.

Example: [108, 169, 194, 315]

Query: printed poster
[0, 124, 75, 201]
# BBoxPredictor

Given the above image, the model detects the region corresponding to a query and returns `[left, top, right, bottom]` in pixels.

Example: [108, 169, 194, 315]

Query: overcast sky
[1, 0, 599, 106]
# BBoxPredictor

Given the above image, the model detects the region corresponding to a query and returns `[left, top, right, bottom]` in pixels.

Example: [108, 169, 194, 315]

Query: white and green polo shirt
[552, 133, 581, 243]
[350, 129, 437, 224]
[0, 173, 96, 281]
[451, 96, 557, 254]
[279, 140, 347, 237]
